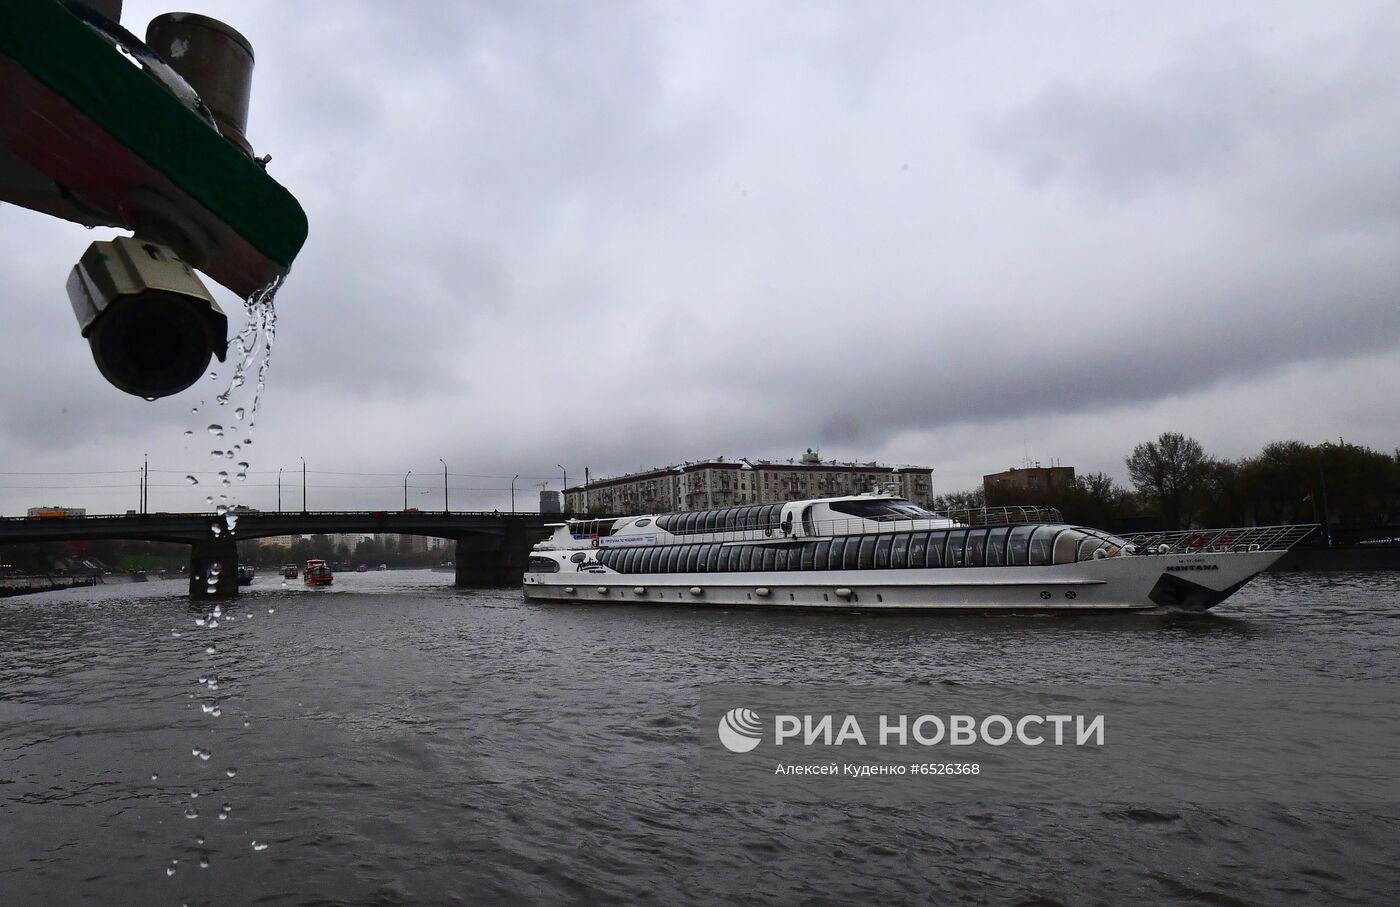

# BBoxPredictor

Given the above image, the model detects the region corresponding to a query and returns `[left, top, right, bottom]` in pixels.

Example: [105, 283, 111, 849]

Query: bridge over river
[0, 511, 567, 599]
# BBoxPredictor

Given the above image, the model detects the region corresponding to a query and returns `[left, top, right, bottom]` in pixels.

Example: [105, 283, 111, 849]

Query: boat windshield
[828, 499, 945, 522]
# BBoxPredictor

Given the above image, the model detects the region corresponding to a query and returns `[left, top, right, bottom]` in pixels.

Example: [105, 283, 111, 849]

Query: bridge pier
[454, 522, 534, 588]
[189, 535, 238, 599]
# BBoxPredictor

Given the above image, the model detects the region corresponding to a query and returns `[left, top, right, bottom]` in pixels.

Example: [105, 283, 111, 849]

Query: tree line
[938, 432, 1400, 537]
[1, 534, 447, 575]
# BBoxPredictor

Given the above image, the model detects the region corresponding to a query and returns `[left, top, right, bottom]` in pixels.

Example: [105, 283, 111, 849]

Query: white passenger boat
[522, 493, 1315, 612]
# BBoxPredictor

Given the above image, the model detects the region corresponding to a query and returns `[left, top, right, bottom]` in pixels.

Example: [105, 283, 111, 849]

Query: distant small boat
[236, 565, 255, 586]
[356, 564, 369, 573]
[281, 564, 298, 579]
[377, 563, 388, 571]
[303, 559, 333, 587]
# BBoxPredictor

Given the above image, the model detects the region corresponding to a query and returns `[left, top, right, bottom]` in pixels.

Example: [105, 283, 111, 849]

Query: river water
[1, 570, 1396, 905]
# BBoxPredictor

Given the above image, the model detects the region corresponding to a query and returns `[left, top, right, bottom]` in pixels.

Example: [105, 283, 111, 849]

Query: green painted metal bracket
[0, 0, 307, 295]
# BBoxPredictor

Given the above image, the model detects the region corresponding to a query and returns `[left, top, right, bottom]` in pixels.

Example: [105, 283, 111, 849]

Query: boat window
[632, 548, 645, 573]
[711, 546, 728, 572]
[774, 546, 789, 571]
[676, 546, 692, 572]
[720, 508, 739, 531]
[762, 503, 782, 531]
[844, 536, 862, 570]
[706, 545, 721, 572]
[965, 529, 988, 567]
[743, 507, 760, 531]
[908, 532, 926, 567]
[736, 545, 752, 572]
[985, 527, 1009, 566]
[654, 546, 670, 573]
[875, 535, 893, 569]
[828, 499, 943, 522]
[828, 537, 847, 570]
[570, 552, 588, 563]
[800, 543, 816, 571]
[692, 544, 708, 572]
[926, 531, 944, 567]
[614, 549, 628, 572]
[760, 546, 777, 571]
[1054, 530, 1086, 565]
[527, 556, 559, 573]
[857, 535, 877, 569]
[891, 533, 910, 569]
[698, 510, 713, 533]
[801, 506, 816, 537]
[635, 518, 651, 528]
[1008, 526, 1033, 566]
[1029, 526, 1060, 565]
[813, 540, 831, 570]
[946, 530, 967, 567]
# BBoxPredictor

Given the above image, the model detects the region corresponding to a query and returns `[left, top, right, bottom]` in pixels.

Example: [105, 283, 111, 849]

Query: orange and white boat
[303, 558, 333, 587]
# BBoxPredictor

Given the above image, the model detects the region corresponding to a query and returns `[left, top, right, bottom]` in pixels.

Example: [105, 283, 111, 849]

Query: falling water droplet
[151, 773, 159, 781]
[208, 424, 223, 436]
[199, 856, 210, 869]
[196, 835, 205, 845]
[185, 808, 199, 819]
[205, 495, 215, 505]
[211, 523, 223, 537]
[184, 430, 194, 437]
[198, 675, 208, 684]
[226, 767, 237, 778]
[267, 607, 276, 614]
[194, 618, 207, 628]
[210, 449, 224, 458]
[215, 504, 229, 517]
[226, 513, 239, 531]
[190, 790, 200, 798]
[185, 475, 199, 485]
[251, 841, 268, 852]
[211, 707, 222, 717]
[205, 645, 216, 655]
[234, 407, 246, 421]
[171, 629, 182, 638]
[166, 866, 176, 877]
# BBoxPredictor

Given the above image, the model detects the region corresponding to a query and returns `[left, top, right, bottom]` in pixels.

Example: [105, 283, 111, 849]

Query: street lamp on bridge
[300, 456, 307, 513]
[439, 458, 448, 514]
[511, 474, 520, 513]
[403, 470, 412, 511]
[557, 464, 567, 507]
[277, 467, 283, 513]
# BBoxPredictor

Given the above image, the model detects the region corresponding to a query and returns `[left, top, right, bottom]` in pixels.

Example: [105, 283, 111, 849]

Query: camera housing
[67, 236, 228, 399]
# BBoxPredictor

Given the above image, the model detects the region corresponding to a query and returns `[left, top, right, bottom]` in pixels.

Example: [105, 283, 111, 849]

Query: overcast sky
[2, 0, 1398, 515]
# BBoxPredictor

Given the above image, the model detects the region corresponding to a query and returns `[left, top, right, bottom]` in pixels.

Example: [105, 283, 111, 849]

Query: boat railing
[942, 505, 1063, 526]
[1121, 524, 1318, 555]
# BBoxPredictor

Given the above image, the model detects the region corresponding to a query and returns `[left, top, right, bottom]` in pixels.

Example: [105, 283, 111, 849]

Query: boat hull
[522, 550, 1281, 612]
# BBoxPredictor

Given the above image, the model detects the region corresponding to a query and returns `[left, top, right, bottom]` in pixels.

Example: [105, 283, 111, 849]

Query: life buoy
[764, 527, 773, 537]
[1185, 532, 1205, 549]
[590, 535, 599, 548]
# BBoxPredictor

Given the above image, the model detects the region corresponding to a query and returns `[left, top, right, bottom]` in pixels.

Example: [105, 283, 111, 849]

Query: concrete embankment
[1269, 546, 1400, 572]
